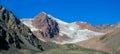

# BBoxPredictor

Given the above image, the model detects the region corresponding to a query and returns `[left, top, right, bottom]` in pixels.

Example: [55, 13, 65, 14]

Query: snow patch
[21, 18, 38, 31]
[47, 14, 69, 25]
[79, 21, 87, 24]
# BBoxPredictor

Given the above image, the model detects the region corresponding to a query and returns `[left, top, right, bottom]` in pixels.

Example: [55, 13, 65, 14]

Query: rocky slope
[76, 36, 112, 52]
[76, 22, 115, 33]
[76, 23, 120, 53]
[100, 27, 120, 54]
[0, 5, 58, 52]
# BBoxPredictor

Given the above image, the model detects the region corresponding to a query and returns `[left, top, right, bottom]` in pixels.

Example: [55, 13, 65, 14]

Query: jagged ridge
[0, 5, 58, 51]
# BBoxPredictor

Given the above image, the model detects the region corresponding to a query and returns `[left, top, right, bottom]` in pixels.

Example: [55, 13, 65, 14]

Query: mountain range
[21, 12, 119, 44]
[0, 5, 120, 54]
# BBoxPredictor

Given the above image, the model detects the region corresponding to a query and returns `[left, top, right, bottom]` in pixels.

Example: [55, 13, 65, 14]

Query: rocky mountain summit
[32, 12, 59, 38]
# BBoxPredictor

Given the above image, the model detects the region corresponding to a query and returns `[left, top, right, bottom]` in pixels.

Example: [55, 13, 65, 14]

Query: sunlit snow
[21, 18, 38, 31]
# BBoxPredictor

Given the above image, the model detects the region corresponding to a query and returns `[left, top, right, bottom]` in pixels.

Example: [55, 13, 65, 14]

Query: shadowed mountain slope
[0, 5, 58, 53]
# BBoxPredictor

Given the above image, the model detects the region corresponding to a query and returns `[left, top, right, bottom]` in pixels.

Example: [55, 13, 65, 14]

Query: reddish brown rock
[32, 12, 59, 38]
[114, 22, 120, 28]
[96, 24, 114, 32]
[76, 22, 114, 33]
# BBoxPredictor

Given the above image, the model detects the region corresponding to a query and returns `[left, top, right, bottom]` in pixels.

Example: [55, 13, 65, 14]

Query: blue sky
[0, 0, 120, 25]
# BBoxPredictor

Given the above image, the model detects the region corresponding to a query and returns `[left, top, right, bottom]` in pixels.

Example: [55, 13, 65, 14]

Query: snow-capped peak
[79, 21, 87, 24]
[47, 14, 69, 25]
[21, 12, 105, 44]
[41, 12, 47, 15]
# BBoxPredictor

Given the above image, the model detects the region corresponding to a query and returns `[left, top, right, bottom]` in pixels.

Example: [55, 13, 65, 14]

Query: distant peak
[39, 12, 47, 16]
[79, 21, 87, 24]
[34, 12, 48, 20]
[41, 12, 47, 15]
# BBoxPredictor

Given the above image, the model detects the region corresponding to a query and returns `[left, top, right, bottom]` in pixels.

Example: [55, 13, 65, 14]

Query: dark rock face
[32, 12, 59, 38]
[0, 5, 58, 51]
[0, 36, 9, 50]
[0, 6, 23, 50]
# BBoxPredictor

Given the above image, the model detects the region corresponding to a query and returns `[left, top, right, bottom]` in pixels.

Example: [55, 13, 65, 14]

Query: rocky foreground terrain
[0, 5, 58, 54]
